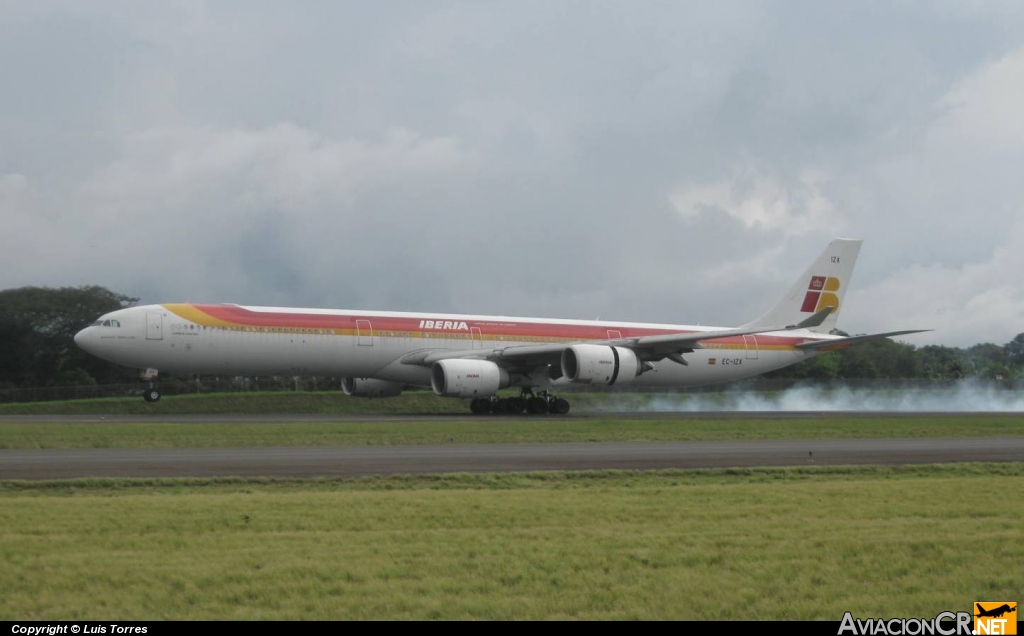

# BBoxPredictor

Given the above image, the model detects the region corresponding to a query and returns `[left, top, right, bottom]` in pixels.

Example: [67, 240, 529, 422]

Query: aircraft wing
[402, 307, 836, 368]
[794, 330, 931, 352]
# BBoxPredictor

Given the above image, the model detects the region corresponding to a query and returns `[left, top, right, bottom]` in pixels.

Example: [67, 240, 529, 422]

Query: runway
[1, 410, 1017, 423]
[1, 437, 1022, 480]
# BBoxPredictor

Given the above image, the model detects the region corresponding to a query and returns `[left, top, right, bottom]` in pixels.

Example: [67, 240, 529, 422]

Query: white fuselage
[75, 303, 828, 390]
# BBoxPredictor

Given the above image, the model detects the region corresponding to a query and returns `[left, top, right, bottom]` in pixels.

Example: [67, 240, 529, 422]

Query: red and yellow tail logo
[800, 275, 841, 314]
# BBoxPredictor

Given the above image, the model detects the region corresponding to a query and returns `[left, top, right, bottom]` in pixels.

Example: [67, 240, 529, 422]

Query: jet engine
[431, 359, 510, 397]
[341, 377, 404, 398]
[560, 344, 640, 386]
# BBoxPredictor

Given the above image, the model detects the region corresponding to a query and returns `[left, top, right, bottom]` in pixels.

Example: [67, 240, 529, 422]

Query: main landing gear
[469, 391, 571, 416]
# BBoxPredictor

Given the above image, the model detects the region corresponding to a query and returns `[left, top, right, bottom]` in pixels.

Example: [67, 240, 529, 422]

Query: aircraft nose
[74, 327, 91, 351]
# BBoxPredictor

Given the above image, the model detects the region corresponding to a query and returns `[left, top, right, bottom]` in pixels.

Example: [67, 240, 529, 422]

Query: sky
[2, 1, 1024, 347]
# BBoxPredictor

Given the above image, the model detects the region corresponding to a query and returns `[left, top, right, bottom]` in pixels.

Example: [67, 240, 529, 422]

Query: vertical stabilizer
[742, 238, 863, 334]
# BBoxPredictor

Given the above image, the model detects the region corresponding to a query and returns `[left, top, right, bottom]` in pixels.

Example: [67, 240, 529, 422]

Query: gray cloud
[2, 2, 1024, 346]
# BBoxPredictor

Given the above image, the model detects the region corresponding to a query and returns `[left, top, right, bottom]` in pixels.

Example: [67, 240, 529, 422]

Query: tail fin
[742, 238, 863, 334]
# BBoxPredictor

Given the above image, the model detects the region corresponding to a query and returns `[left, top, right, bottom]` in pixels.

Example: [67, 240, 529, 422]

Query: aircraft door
[356, 319, 373, 346]
[471, 327, 483, 349]
[146, 313, 163, 340]
[743, 335, 759, 360]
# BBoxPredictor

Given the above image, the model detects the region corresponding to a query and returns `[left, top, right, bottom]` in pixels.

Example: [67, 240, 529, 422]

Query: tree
[802, 352, 841, 380]
[964, 343, 1008, 379]
[1005, 333, 1024, 368]
[917, 345, 966, 380]
[837, 338, 920, 379]
[0, 286, 139, 387]
[837, 347, 879, 379]
[0, 314, 36, 387]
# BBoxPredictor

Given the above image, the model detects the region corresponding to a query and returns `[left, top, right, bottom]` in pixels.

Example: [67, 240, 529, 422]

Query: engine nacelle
[560, 344, 640, 386]
[431, 359, 509, 397]
[341, 377, 404, 398]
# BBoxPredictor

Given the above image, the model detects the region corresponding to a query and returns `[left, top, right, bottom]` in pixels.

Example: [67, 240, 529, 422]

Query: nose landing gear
[141, 368, 161, 402]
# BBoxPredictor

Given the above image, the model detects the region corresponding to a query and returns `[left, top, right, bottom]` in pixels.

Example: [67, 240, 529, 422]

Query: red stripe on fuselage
[188, 304, 805, 346]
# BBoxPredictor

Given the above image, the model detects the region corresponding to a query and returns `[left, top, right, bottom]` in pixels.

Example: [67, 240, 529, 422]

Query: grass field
[0, 390, 715, 416]
[2, 397, 1020, 619]
[3, 386, 1012, 416]
[1, 464, 1020, 620]
[0, 414, 1021, 449]
[0, 391, 460, 415]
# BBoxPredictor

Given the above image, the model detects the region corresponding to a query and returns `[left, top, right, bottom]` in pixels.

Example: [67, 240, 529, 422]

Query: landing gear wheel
[143, 389, 161, 403]
[470, 398, 490, 414]
[495, 398, 521, 414]
[549, 398, 570, 415]
[527, 397, 548, 414]
[508, 397, 526, 414]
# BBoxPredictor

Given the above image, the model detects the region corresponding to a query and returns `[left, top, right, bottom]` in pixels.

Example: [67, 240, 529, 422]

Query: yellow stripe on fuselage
[162, 304, 239, 328]
[159, 303, 802, 350]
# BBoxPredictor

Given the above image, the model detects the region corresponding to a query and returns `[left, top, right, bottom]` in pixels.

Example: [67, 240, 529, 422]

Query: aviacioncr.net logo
[838, 611, 973, 635]
[974, 603, 1017, 635]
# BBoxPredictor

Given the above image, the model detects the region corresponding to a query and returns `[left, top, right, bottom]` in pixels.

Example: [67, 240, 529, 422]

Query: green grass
[0, 464, 1020, 620]
[0, 390, 683, 415]
[0, 414, 1021, 449]
[0, 390, 461, 415]
[4, 386, 1014, 415]
[2, 395, 1019, 619]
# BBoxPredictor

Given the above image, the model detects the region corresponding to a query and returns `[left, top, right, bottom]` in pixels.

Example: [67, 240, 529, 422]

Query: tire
[551, 398, 570, 415]
[144, 389, 161, 403]
[527, 397, 548, 414]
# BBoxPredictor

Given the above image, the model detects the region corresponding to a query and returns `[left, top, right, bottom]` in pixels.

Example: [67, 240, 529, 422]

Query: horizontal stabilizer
[792, 306, 834, 330]
[795, 330, 931, 352]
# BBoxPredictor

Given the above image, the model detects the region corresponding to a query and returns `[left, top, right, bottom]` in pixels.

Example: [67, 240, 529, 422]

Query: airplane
[74, 238, 926, 414]
[975, 603, 1016, 619]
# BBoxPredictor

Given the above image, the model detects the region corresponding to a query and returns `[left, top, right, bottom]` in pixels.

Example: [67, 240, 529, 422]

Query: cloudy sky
[2, 1, 1024, 347]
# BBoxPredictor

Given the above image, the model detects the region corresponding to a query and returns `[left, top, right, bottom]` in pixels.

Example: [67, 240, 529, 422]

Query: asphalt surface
[2, 410, 1019, 423]
[1, 436, 1022, 480]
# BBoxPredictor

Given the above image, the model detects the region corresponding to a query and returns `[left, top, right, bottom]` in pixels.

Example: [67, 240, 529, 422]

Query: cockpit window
[102, 320, 111, 327]
[91, 320, 103, 326]
[111, 319, 121, 328]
